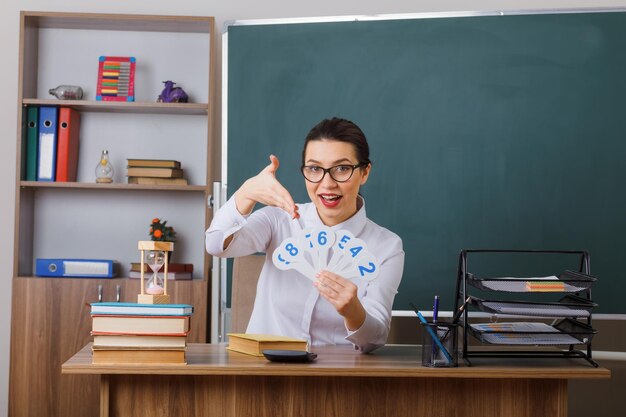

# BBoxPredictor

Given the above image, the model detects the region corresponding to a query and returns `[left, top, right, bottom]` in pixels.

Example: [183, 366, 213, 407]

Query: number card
[272, 238, 316, 281]
[310, 226, 335, 270]
[272, 229, 379, 282]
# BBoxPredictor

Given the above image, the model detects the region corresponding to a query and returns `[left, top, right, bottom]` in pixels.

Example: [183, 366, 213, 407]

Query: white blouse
[205, 196, 404, 353]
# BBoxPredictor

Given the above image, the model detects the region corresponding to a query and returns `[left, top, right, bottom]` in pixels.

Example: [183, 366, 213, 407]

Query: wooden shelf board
[23, 11, 213, 33]
[22, 99, 209, 115]
[15, 275, 128, 281]
[19, 181, 208, 192]
[15, 276, 207, 282]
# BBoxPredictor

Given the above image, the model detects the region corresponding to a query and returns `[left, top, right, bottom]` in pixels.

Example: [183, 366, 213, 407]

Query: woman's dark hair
[302, 117, 371, 167]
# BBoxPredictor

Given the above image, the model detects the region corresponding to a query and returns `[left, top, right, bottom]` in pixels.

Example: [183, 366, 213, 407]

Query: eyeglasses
[301, 163, 365, 183]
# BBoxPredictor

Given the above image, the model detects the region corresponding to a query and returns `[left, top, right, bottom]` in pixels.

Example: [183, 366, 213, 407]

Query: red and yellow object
[525, 281, 565, 292]
[96, 56, 136, 101]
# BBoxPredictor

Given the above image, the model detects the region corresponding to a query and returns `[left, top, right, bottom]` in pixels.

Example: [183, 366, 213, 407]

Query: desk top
[62, 343, 611, 379]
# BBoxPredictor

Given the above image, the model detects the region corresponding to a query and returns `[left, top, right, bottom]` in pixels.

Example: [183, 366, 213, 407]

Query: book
[55, 107, 81, 182]
[92, 315, 190, 335]
[128, 176, 188, 185]
[127, 159, 181, 168]
[130, 262, 194, 273]
[91, 302, 193, 316]
[227, 333, 308, 357]
[128, 271, 192, 280]
[92, 333, 187, 348]
[91, 348, 185, 364]
[126, 167, 183, 178]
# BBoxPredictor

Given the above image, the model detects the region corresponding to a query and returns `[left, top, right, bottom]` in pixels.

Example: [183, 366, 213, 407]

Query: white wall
[2, 1, 625, 416]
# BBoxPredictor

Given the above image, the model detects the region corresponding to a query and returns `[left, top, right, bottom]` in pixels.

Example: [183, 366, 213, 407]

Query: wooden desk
[62, 343, 610, 417]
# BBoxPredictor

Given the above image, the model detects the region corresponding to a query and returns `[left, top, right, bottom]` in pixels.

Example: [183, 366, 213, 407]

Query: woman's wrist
[344, 300, 366, 331]
[234, 182, 256, 215]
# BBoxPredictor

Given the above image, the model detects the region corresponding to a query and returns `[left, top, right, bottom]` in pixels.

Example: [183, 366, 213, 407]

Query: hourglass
[137, 240, 174, 304]
[145, 250, 165, 295]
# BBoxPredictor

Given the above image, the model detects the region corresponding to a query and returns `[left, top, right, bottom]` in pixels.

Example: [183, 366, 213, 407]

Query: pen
[409, 303, 454, 363]
[432, 295, 440, 323]
[431, 295, 440, 357]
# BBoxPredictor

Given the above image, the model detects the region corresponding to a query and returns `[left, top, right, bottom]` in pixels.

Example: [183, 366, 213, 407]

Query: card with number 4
[272, 227, 379, 282]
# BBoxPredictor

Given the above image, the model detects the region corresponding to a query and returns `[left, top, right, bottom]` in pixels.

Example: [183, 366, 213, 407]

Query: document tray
[455, 250, 598, 366]
[466, 270, 596, 293]
[469, 318, 596, 346]
[470, 295, 596, 318]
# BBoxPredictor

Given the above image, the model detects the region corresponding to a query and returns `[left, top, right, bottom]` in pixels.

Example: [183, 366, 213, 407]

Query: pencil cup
[420, 322, 458, 367]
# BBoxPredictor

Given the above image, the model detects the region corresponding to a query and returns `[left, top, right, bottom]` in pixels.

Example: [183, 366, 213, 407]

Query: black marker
[439, 297, 472, 343]
[451, 297, 472, 324]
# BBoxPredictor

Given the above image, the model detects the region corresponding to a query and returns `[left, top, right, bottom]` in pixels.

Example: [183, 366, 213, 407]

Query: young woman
[206, 117, 404, 353]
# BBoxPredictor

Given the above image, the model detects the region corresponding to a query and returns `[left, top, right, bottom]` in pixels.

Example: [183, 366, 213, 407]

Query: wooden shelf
[19, 181, 208, 192]
[22, 99, 209, 115]
[11, 12, 216, 416]
[16, 275, 125, 281]
[15, 275, 204, 281]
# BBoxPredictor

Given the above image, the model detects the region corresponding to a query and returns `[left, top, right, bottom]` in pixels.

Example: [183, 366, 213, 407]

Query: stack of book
[128, 262, 193, 280]
[90, 302, 193, 364]
[127, 158, 187, 185]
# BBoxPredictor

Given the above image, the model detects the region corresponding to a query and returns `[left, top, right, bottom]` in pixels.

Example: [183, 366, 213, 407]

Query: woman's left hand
[315, 270, 366, 331]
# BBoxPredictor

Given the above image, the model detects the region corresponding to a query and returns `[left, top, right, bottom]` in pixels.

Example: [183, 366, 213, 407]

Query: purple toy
[157, 80, 189, 103]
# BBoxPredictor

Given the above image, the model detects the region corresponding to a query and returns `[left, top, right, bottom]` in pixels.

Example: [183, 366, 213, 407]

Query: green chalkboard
[226, 11, 626, 313]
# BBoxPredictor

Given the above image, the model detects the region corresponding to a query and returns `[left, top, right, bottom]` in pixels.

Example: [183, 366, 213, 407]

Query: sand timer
[137, 241, 174, 304]
[145, 250, 165, 295]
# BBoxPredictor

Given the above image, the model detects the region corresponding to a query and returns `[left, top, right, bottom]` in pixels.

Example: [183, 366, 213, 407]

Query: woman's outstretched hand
[235, 155, 299, 219]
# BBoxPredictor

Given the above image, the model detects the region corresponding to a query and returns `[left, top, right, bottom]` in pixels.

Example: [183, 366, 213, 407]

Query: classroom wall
[1, 1, 625, 416]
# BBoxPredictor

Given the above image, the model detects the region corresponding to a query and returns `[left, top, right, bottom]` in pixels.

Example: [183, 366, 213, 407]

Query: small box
[421, 322, 458, 368]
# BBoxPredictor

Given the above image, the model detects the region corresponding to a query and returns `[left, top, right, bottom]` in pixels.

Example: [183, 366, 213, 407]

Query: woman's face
[303, 139, 370, 226]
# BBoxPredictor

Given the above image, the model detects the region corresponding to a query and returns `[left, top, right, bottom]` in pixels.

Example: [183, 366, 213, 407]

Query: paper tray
[470, 295, 596, 318]
[469, 318, 596, 346]
[467, 270, 596, 293]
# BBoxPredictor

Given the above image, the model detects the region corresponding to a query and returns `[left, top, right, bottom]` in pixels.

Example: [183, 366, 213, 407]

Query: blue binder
[35, 258, 117, 278]
[37, 106, 58, 181]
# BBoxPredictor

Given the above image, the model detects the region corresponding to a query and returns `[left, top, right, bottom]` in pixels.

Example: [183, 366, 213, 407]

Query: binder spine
[37, 106, 58, 181]
[35, 259, 116, 278]
[25, 106, 39, 181]
[56, 107, 81, 182]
